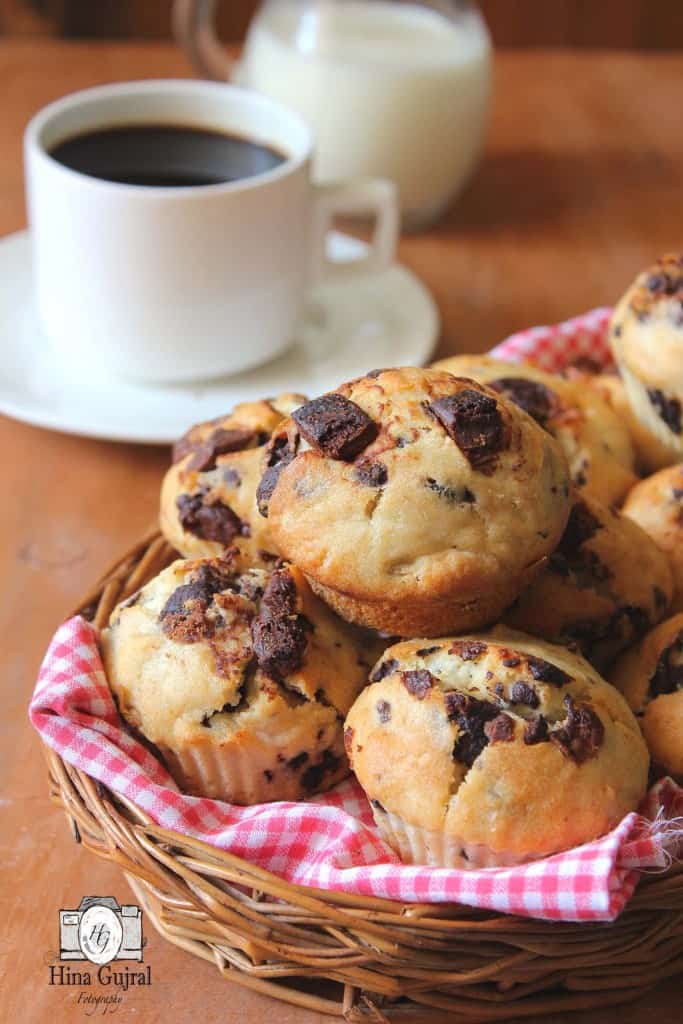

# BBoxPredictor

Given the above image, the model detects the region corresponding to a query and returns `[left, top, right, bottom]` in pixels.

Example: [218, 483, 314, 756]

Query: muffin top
[580, 371, 674, 474]
[258, 368, 572, 604]
[431, 355, 636, 506]
[160, 394, 306, 565]
[622, 465, 683, 611]
[611, 613, 683, 777]
[101, 556, 373, 751]
[611, 613, 683, 714]
[610, 254, 683, 397]
[505, 492, 673, 668]
[345, 628, 648, 857]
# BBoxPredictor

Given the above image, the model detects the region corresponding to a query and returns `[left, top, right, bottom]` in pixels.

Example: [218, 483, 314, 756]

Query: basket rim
[36, 535, 683, 1020]
[41, 530, 683, 917]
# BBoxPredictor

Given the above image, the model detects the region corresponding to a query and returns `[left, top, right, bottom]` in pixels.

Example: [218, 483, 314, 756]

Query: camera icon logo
[59, 897, 143, 965]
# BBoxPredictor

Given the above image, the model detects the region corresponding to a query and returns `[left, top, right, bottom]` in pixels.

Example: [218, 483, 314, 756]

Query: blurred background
[3, 0, 683, 47]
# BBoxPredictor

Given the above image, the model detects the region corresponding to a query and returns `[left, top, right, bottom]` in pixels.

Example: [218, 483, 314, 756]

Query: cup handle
[173, 0, 234, 81]
[310, 179, 399, 284]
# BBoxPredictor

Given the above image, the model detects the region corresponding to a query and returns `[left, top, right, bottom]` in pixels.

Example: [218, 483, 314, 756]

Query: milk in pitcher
[239, 1, 492, 227]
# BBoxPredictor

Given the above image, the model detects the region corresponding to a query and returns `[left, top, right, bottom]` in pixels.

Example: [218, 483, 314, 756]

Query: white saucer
[0, 230, 439, 445]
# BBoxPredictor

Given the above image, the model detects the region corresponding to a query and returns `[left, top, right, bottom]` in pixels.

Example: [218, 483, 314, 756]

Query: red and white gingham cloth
[30, 309, 683, 923]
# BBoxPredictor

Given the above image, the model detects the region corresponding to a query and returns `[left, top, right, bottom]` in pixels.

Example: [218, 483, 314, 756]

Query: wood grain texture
[0, 39, 682, 1022]
[3, 0, 683, 48]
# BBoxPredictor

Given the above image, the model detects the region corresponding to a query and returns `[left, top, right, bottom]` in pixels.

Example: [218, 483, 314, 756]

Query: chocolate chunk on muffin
[622, 465, 683, 613]
[160, 394, 306, 565]
[431, 355, 637, 506]
[505, 492, 673, 669]
[258, 368, 572, 637]
[345, 628, 648, 868]
[101, 555, 373, 804]
[610, 254, 683, 460]
[611, 613, 683, 779]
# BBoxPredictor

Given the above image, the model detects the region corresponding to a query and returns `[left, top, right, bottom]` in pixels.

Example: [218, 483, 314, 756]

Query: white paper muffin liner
[371, 804, 544, 870]
[161, 735, 348, 807]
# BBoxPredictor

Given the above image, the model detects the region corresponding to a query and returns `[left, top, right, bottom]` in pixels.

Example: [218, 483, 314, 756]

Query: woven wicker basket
[42, 533, 683, 1021]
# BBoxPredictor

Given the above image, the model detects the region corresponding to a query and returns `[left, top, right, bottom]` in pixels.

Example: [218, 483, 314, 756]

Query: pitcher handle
[173, 0, 234, 81]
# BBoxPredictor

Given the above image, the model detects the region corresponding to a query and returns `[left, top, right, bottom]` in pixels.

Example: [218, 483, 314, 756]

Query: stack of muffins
[102, 254, 683, 870]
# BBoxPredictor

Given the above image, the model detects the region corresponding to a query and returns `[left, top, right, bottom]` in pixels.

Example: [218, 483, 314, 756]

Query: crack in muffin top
[344, 627, 649, 850]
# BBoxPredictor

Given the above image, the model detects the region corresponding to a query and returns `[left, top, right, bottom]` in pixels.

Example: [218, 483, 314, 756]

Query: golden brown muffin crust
[260, 368, 572, 636]
[101, 556, 373, 803]
[432, 355, 637, 506]
[346, 629, 648, 861]
[160, 394, 306, 566]
[505, 492, 673, 669]
[611, 613, 683, 778]
[622, 465, 683, 613]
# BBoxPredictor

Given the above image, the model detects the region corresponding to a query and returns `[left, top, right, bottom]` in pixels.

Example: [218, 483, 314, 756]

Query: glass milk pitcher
[174, 0, 492, 229]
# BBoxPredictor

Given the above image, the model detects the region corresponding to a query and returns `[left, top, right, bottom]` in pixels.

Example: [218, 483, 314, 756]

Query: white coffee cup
[24, 79, 398, 384]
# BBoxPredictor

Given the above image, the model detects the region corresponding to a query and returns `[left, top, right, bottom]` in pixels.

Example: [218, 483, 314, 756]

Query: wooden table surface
[1, 40, 682, 1023]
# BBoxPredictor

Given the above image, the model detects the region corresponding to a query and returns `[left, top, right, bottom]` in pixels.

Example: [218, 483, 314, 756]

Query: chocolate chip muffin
[345, 628, 648, 868]
[622, 465, 683, 613]
[257, 368, 572, 637]
[505, 492, 673, 670]
[160, 395, 306, 565]
[610, 254, 683, 460]
[101, 556, 373, 804]
[581, 372, 674, 474]
[431, 355, 637, 506]
[611, 614, 683, 779]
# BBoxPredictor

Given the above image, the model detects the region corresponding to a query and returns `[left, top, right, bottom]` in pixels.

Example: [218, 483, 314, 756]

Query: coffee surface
[49, 124, 285, 187]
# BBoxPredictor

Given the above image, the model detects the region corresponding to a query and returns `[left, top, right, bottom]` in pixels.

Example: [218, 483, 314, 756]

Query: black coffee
[49, 123, 286, 187]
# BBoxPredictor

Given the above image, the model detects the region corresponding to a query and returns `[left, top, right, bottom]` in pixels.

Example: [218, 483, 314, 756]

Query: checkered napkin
[30, 309, 683, 923]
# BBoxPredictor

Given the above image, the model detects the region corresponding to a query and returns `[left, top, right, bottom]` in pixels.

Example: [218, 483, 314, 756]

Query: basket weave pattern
[43, 534, 683, 1020]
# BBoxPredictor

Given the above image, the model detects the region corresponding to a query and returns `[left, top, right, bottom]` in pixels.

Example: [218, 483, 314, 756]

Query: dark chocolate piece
[287, 752, 309, 771]
[176, 491, 247, 545]
[424, 477, 475, 503]
[301, 749, 341, 791]
[251, 569, 310, 679]
[549, 695, 604, 763]
[401, 669, 433, 700]
[370, 658, 399, 683]
[376, 700, 392, 723]
[186, 426, 259, 473]
[648, 389, 682, 435]
[445, 692, 499, 767]
[484, 713, 515, 743]
[256, 433, 300, 517]
[489, 377, 559, 427]
[526, 656, 571, 687]
[160, 572, 222, 618]
[523, 715, 549, 745]
[449, 640, 488, 661]
[292, 394, 377, 460]
[429, 389, 506, 472]
[649, 630, 683, 698]
[510, 682, 540, 708]
[416, 645, 442, 657]
[355, 459, 388, 487]
[557, 500, 602, 553]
